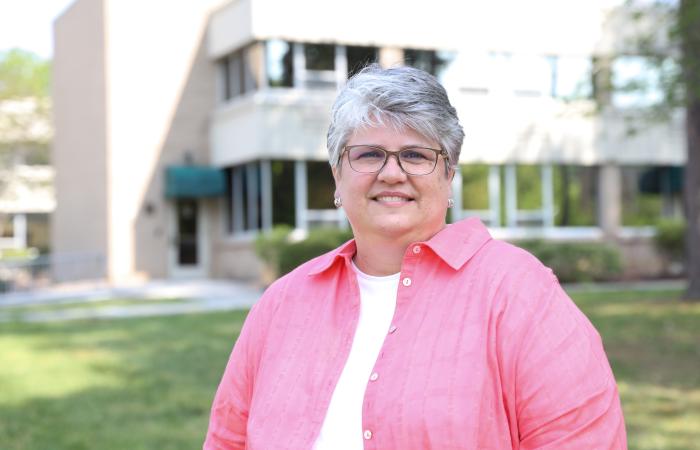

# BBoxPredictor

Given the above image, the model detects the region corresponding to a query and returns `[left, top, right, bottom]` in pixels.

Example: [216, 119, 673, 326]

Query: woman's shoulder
[477, 238, 554, 279]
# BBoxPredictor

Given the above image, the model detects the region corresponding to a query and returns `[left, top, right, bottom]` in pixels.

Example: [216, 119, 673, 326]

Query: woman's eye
[356, 149, 383, 159]
[402, 150, 429, 160]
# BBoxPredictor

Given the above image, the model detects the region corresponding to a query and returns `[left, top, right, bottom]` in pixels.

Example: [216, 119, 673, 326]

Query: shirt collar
[307, 239, 357, 276]
[423, 217, 492, 270]
[307, 218, 492, 276]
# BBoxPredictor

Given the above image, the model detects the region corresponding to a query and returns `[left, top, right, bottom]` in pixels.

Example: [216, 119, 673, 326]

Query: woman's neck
[353, 238, 406, 276]
[352, 225, 446, 276]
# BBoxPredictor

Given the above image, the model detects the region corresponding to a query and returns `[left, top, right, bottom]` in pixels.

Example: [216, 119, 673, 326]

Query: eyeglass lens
[347, 146, 439, 175]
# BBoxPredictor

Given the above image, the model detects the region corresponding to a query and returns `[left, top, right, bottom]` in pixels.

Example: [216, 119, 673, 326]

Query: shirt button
[412, 245, 421, 254]
[388, 325, 397, 334]
[402, 277, 412, 287]
[364, 430, 373, 440]
[369, 372, 379, 381]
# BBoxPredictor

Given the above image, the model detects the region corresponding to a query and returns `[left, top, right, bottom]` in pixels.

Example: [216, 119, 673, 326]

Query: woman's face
[332, 125, 453, 244]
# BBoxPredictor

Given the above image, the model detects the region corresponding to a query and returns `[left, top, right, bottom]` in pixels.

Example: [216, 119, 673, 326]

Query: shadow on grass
[0, 311, 248, 450]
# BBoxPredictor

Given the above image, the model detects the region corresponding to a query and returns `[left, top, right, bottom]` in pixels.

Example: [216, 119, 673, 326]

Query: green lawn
[0, 289, 698, 449]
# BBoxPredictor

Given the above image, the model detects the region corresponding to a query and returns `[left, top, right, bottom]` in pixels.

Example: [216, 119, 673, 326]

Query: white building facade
[53, 0, 684, 282]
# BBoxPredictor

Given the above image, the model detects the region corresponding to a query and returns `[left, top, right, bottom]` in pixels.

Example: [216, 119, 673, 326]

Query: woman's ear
[332, 165, 341, 185]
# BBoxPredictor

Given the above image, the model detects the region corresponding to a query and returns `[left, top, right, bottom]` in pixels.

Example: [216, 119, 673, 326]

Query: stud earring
[334, 197, 342, 208]
[447, 198, 455, 208]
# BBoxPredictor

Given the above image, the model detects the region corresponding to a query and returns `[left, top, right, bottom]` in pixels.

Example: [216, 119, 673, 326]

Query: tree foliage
[0, 48, 50, 100]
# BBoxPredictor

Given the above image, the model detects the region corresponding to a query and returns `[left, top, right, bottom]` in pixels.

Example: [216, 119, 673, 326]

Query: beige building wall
[52, 0, 109, 281]
[54, 0, 226, 283]
[104, 0, 225, 282]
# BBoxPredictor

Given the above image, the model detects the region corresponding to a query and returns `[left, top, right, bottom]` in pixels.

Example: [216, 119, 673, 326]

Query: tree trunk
[685, 100, 700, 300]
[680, 0, 700, 300]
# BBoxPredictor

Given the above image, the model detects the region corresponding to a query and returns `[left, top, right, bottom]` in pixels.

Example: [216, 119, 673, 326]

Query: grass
[0, 288, 698, 449]
[0, 297, 188, 317]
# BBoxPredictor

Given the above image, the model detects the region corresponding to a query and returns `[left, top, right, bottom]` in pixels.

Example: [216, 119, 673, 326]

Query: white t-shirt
[312, 261, 399, 450]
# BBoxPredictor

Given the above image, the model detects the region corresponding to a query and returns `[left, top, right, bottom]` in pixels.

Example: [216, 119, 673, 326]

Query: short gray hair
[327, 64, 465, 171]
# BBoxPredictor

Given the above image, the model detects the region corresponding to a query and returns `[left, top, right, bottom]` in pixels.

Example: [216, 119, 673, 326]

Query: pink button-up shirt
[204, 218, 627, 449]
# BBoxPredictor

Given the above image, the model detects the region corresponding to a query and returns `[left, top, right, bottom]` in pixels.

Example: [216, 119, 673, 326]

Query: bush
[517, 240, 622, 283]
[654, 219, 686, 262]
[255, 226, 353, 279]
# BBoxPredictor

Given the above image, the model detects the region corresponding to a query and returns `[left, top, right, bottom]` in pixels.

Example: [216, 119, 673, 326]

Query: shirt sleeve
[505, 277, 628, 450]
[202, 283, 279, 450]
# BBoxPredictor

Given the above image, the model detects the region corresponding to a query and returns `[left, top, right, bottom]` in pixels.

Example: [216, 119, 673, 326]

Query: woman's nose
[377, 153, 407, 181]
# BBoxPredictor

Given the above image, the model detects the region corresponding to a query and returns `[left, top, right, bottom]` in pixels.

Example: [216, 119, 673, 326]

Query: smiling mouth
[373, 195, 414, 203]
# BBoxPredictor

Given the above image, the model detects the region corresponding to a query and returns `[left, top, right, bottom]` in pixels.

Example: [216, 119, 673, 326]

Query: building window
[304, 44, 335, 71]
[347, 45, 378, 77]
[266, 40, 293, 87]
[611, 56, 670, 108]
[621, 165, 682, 226]
[307, 161, 335, 210]
[271, 160, 295, 227]
[219, 45, 257, 101]
[553, 165, 598, 226]
[551, 56, 593, 100]
[227, 162, 263, 233]
[404, 49, 455, 82]
[0, 214, 14, 238]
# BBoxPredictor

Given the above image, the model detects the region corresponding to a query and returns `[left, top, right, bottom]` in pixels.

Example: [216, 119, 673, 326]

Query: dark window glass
[553, 165, 598, 226]
[229, 52, 244, 97]
[266, 40, 293, 87]
[305, 44, 335, 71]
[347, 46, 378, 77]
[404, 49, 455, 82]
[271, 160, 295, 227]
[307, 161, 335, 209]
[621, 165, 682, 226]
[220, 58, 232, 100]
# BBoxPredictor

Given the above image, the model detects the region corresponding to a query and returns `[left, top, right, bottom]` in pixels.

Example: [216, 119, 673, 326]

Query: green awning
[165, 166, 226, 198]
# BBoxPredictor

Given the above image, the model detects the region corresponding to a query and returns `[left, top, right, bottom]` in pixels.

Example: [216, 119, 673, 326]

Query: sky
[0, 0, 76, 59]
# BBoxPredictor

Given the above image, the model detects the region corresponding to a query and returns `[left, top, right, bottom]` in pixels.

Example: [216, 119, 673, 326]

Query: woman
[204, 65, 627, 449]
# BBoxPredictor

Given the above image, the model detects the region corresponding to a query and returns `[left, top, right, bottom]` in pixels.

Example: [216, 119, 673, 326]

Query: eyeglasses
[343, 145, 448, 176]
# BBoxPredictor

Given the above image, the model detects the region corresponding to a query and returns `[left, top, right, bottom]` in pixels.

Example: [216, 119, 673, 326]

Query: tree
[621, 0, 700, 300]
[0, 48, 50, 100]
[678, 0, 700, 299]
[0, 49, 51, 167]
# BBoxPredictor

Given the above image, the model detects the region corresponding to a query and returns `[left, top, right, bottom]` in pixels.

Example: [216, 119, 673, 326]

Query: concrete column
[488, 166, 501, 226]
[598, 163, 622, 238]
[295, 160, 308, 231]
[379, 47, 404, 68]
[505, 164, 518, 228]
[451, 166, 463, 223]
[13, 213, 27, 248]
[260, 160, 273, 231]
[541, 165, 555, 227]
[335, 45, 348, 87]
[293, 43, 305, 88]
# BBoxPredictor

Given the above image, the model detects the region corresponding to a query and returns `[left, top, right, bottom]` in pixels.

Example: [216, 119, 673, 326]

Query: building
[0, 98, 53, 255]
[52, 0, 684, 283]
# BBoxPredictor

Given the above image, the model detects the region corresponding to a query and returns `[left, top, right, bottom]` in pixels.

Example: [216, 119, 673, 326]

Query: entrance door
[169, 199, 207, 278]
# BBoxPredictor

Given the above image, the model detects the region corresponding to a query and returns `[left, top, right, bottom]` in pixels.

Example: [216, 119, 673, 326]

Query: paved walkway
[0, 277, 687, 323]
[0, 279, 263, 323]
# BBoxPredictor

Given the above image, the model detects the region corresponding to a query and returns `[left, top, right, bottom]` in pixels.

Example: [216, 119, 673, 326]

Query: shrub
[654, 219, 686, 262]
[517, 240, 623, 283]
[255, 226, 353, 279]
